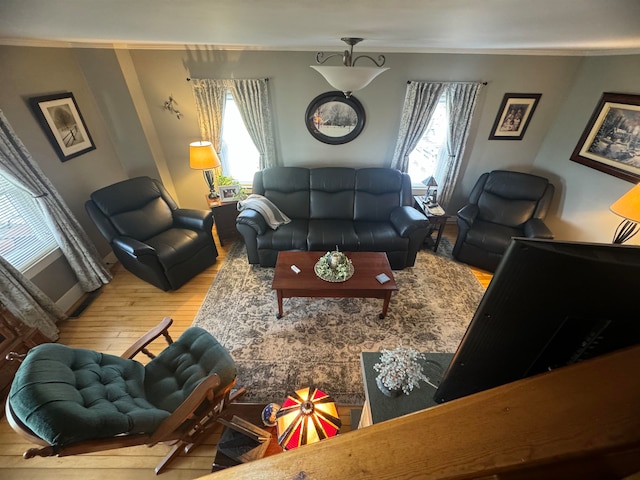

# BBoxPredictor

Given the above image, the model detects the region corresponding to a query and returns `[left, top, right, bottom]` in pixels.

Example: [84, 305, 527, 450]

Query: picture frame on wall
[305, 91, 366, 145]
[219, 184, 240, 203]
[488, 93, 541, 140]
[570, 92, 640, 183]
[29, 92, 96, 162]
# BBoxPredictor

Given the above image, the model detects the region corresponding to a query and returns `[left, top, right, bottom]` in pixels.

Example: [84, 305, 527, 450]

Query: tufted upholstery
[85, 176, 218, 291]
[8, 327, 236, 447]
[453, 170, 554, 272]
[237, 166, 430, 269]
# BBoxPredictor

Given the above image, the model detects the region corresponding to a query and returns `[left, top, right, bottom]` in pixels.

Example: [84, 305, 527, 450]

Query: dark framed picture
[305, 91, 365, 145]
[570, 92, 640, 183]
[29, 92, 96, 162]
[488, 93, 541, 140]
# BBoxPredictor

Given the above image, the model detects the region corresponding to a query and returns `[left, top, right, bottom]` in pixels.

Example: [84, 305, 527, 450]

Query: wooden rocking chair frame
[5, 317, 245, 474]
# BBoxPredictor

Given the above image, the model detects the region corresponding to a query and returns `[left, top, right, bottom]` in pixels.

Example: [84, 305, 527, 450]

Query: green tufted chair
[5, 318, 244, 475]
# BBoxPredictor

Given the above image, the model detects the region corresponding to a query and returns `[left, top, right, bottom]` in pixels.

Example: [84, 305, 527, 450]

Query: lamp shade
[610, 184, 640, 223]
[310, 65, 389, 95]
[276, 386, 341, 450]
[189, 141, 220, 170]
[422, 176, 438, 188]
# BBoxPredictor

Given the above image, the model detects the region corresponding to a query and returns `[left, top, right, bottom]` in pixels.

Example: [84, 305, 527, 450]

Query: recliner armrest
[523, 218, 554, 239]
[173, 209, 213, 231]
[390, 206, 429, 237]
[457, 204, 479, 227]
[236, 209, 268, 235]
[113, 237, 156, 257]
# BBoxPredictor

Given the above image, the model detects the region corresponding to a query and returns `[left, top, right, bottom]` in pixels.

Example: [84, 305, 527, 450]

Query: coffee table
[272, 251, 398, 319]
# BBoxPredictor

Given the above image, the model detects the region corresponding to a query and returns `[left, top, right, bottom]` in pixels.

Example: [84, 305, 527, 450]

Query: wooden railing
[200, 345, 640, 479]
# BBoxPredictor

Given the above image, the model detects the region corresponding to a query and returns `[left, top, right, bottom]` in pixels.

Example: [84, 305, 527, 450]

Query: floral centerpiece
[314, 247, 354, 282]
[373, 345, 429, 396]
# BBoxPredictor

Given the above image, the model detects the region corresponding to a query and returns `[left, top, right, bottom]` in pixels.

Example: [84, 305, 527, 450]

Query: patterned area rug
[192, 240, 485, 405]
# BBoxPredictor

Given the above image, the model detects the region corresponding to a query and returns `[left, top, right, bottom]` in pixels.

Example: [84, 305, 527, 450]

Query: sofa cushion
[307, 219, 359, 251]
[355, 221, 410, 251]
[256, 219, 309, 251]
[261, 167, 310, 220]
[310, 168, 355, 220]
[9, 344, 168, 446]
[354, 168, 404, 221]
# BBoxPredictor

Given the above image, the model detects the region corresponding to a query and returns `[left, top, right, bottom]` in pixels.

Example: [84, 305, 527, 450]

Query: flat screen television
[433, 237, 640, 404]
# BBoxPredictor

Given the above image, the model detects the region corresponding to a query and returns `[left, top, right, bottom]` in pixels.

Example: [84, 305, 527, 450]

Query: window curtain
[191, 78, 278, 170]
[390, 82, 446, 172]
[0, 255, 61, 340]
[435, 82, 483, 207]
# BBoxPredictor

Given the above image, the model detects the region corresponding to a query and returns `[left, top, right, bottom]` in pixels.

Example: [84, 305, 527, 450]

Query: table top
[272, 251, 397, 293]
[360, 351, 454, 424]
[413, 196, 450, 218]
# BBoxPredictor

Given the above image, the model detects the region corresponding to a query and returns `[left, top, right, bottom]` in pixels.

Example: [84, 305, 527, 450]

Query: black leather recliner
[85, 176, 218, 291]
[452, 170, 554, 272]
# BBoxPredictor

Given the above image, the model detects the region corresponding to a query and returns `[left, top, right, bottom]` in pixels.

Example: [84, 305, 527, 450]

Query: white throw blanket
[237, 194, 291, 229]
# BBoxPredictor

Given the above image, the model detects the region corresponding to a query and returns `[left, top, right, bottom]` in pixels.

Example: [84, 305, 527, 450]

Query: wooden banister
[199, 345, 640, 480]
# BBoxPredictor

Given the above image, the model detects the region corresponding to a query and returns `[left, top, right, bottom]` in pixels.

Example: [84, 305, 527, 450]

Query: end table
[413, 196, 451, 252]
[206, 196, 240, 246]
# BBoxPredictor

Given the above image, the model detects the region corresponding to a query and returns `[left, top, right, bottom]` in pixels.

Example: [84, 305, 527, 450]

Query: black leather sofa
[236, 167, 430, 269]
[452, 170, 554, 272]
[86, 176, 218, 291]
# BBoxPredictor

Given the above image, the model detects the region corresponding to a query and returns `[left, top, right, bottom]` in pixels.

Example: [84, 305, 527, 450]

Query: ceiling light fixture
[311, 37, 389, 98]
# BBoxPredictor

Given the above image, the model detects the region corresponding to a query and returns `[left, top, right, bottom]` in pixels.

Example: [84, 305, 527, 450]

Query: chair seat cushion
[144, 327, 237, 412]
[145, 228, 207, 269]
[9, 344, 170, 446]
[464, 220, 521, 254]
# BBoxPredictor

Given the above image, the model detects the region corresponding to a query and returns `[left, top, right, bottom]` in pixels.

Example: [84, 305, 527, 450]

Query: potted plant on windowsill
[373, 345, 429, 397]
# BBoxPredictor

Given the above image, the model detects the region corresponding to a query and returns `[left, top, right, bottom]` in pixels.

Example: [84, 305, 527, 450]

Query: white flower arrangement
[315, 250, 353, 282]
[373, 345, 429, 395]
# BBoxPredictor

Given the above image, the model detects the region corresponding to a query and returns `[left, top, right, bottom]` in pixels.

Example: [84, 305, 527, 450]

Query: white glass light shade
[310, 65, 389, 95]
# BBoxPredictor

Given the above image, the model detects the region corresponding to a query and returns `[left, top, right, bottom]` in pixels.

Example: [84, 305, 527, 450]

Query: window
[220, 93, 260, 184]
[0, 174, 57, 271]
[407, 93, 448, 185]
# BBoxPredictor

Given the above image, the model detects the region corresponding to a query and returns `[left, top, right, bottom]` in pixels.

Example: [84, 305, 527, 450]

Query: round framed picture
[305, 91, 366, 145]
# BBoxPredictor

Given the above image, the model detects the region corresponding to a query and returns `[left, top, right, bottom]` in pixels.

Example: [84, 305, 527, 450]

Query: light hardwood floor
[0, 225, 491, 479]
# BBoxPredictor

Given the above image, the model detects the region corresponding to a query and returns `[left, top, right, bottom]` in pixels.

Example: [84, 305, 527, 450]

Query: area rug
[192, 240, 485, 405]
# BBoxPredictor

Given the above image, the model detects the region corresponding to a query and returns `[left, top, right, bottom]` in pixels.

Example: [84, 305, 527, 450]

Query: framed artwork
[570, 92, 640, 183]
[29, 92, 96, 162]
[305, 91, 365, 145]
[219, 184, 240, 202]
[488, 93, 541, 140]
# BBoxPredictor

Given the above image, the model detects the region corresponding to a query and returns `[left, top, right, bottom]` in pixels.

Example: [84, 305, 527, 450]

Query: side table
[413, 196, 451, 252]
[358, 351, 453, 428]
[206, 196, 240, 246]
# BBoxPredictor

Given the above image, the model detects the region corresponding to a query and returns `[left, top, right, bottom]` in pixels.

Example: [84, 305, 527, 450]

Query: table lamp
[610, 183, 640, 244]
[422, 176, 438, 205]
[189, 141, 221, 199]
[275, 386, 341, 450]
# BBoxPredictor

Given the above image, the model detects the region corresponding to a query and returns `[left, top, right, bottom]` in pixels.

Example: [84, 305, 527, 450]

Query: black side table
[206, 196, 240, 246]
[413, 196, 451, 252]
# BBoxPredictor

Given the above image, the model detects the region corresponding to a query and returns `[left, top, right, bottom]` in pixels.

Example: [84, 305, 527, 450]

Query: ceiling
[1, 0, 639, 55]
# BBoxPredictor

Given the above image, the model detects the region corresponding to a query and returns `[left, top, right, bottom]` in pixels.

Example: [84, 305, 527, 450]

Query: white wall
[533, 54, 640, 244]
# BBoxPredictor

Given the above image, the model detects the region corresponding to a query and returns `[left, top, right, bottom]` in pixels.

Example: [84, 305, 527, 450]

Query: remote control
[376, 273, 390, 284]
[291, 265, 301, 274]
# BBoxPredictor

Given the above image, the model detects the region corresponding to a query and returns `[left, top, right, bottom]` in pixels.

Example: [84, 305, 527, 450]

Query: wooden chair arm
[149, 373, 222, 444]
[121, 317, 173, 360]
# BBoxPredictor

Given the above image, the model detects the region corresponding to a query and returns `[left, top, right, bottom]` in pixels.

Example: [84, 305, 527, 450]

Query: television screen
[433, 237, 640, 404]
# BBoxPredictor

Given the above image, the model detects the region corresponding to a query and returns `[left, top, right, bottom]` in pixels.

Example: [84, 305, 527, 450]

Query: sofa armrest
[457, 204, 479, 228]
[236, 209, 268, 235]
[390, 206, 429, 237]
[523, 218, 554, 239]
[113, 237, 156, 257]
[173, 208, 213, 231]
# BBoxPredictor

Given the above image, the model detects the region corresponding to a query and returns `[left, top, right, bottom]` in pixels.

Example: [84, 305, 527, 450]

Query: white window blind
[0, 174, 58, 271]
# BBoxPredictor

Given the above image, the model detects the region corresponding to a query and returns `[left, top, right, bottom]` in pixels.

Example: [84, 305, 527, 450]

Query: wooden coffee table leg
[379, 292, 392, 319]
[276, 290, 284, 319]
